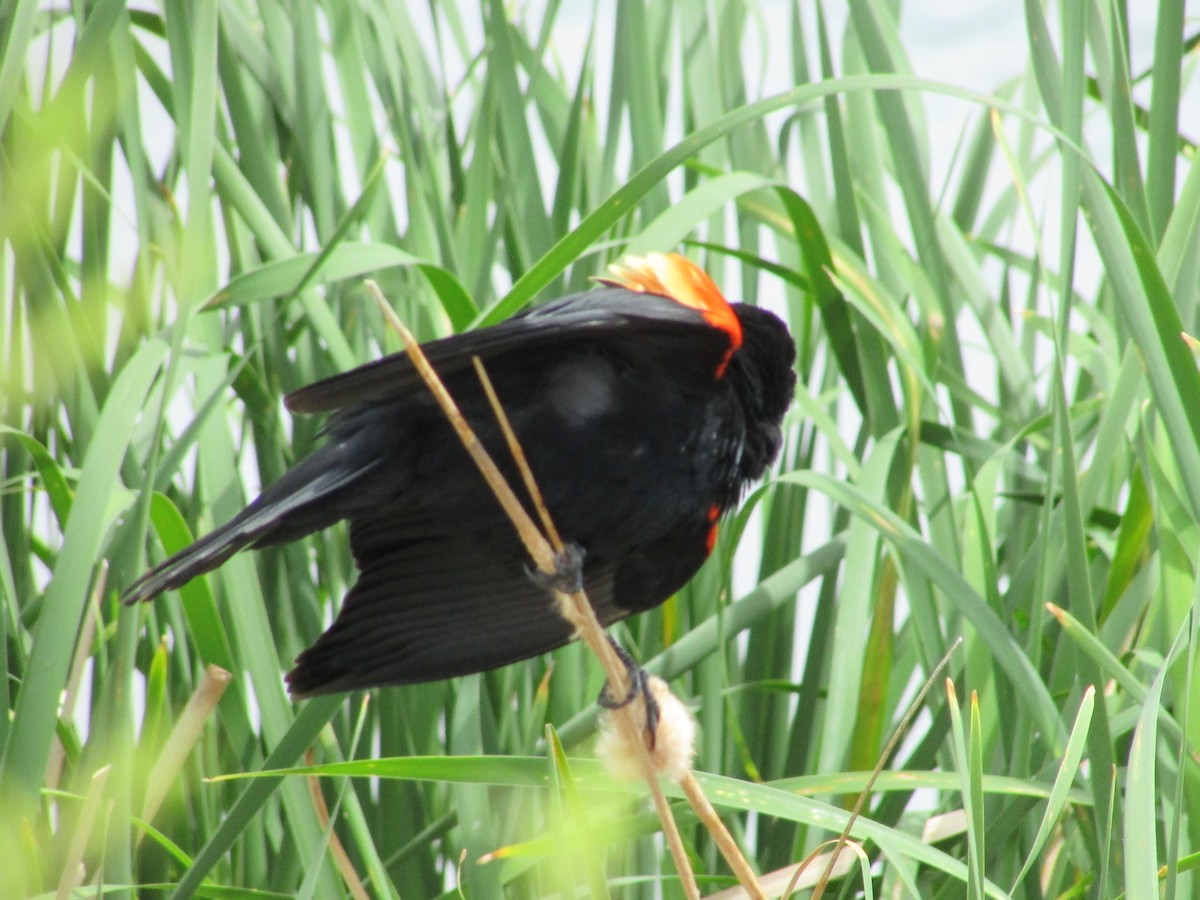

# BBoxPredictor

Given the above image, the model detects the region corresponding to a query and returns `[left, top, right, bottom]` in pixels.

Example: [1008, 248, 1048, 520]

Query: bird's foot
[528, 542, 586, 594]
[596, 637, 661, 749]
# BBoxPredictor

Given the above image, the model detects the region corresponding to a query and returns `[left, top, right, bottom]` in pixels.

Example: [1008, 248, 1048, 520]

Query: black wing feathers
[285, 288, 724, 413]
[286, 521, 621, 695]
[122, 439, 380, 604]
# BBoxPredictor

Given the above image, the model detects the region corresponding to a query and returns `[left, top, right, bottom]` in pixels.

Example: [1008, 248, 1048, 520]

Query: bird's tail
[123, 442, 375, 605]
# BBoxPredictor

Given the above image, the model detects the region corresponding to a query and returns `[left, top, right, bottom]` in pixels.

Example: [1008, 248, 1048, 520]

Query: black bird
[125, 253, 796, 696]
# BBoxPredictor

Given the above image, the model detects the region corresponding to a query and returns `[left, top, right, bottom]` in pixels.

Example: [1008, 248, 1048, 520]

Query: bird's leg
[597, 637, 661, 749]
[527, 541, 586, 594]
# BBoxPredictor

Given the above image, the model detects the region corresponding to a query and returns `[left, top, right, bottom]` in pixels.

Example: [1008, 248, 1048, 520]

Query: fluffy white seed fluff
[596, 675, 696, 782]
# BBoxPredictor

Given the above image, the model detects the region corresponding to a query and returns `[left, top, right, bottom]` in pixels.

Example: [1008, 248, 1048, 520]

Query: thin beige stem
[140, 664, 233, 834]
[471, 357, 567, 554]
[305, 750, 371, 900]
[810, 637, 963, 899]
[57, 765, 111, 900]
[551, 588, 696, 898]
[680, 771, 767, 899]
[368, 286, 553, 573]
[366, 281, 700, 897]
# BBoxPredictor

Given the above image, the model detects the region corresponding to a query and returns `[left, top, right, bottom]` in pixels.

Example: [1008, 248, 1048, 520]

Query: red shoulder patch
[601, 254, 743, 364]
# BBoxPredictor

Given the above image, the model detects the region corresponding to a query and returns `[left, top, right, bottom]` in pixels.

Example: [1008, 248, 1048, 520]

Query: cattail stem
[366, 282, 713, 897]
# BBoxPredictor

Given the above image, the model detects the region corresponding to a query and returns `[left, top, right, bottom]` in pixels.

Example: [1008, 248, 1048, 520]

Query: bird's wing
[285, 512, 623, 696]
[284, 288, 731, 413]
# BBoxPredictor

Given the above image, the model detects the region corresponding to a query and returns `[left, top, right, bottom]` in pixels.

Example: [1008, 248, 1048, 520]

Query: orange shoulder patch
[601, 253, 743, 351]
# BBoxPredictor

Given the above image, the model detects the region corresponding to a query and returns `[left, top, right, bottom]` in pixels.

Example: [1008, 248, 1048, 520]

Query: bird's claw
[596, 637, 661, 749]
[528, 542, 586, 594]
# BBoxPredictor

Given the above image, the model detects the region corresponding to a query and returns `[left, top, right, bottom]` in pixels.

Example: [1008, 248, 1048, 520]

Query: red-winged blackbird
[125, 254, 796, 696]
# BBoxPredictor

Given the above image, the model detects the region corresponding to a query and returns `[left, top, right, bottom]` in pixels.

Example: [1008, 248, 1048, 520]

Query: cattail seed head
[596, 676, 696, 782]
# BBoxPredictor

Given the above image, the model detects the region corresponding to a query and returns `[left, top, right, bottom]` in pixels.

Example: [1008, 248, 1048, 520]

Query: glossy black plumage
[125, 259, 796, 696]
